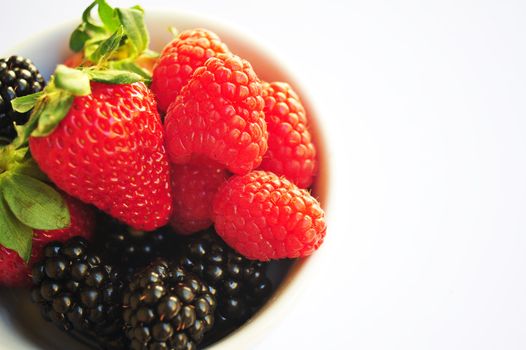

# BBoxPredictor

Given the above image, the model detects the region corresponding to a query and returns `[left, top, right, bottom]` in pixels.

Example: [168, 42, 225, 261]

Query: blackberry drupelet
[0, 55, 45, 141]
[179, 230, 272, 333]
[123, 260, 216, 350]
[31, 237, 126, 349]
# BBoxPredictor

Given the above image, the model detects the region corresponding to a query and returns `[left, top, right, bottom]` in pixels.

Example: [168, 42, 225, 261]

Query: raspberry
[164, 53, 268, 175]
[212, 171, 326, 261]
[259, 82, 317, 188]
[151, 29, 229, 113]
[170, 159, 230, 235]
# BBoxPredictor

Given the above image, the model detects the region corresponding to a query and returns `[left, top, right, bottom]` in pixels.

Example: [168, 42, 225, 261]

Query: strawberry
[0, 193, 95, 287]
[151, 28, 229, 113]
[9, 2, 173, 231]
[27, 79, 172, 231]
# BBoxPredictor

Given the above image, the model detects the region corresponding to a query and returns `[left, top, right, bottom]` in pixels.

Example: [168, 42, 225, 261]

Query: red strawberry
[151, 28, 229, 113]
[0, 193, 95, 287]
[29, 81, 173, 231]
[164, 53, 268, 175]
[260, 82, 317, 188]
[212, 170, 326, 261]
[170, 158, 229, 235]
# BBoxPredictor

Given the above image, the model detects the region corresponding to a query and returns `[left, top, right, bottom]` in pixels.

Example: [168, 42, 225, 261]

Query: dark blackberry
[31, 237, 126, 349]
[0, 55, 45, 141]
[123, 260, 216, 350]
[179, 230, 272, 337]
[94, 217, 180, 279]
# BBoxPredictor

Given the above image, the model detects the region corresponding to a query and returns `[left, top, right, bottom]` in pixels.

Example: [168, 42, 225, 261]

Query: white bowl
[0, 10, 329, 350]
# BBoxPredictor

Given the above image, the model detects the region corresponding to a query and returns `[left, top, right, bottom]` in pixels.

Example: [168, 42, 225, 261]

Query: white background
[2, 1, 526, 349]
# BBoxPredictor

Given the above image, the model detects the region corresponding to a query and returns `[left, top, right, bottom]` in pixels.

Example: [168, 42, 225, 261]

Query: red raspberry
[212, 170, 326, 261]
[170, 159, 230, 235]
[260, 82, 317, 188]
[151, 28, 229, 113]
[0, 193, 95, 287]
[164, 53, 268, 175]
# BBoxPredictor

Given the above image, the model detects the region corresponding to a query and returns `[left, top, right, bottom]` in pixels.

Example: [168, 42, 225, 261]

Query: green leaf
[12, 112, 40, 149]
[82, 2, 106, 34]
[117, 7, 149, 55]
[0, 195, 32, 262]
[141, 49, 160, 58]
[3, 173, 70, 231]
[54, 65, 91, 96]
[86, 69, 144, 84]
[89, 26, 125, 64]
[96, 0, 118, 32]
[83, 38, 104, 60]
[109, 60, 151, 81]
[8, 149, 49, 182]
[11, 92, 44, 113]
[31, 90, 75, 137]
[168, 26, 179, 38]
[70, 23, 91, 52]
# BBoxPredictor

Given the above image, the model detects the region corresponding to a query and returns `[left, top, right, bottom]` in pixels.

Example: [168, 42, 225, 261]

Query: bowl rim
[1, 8, 331, 350]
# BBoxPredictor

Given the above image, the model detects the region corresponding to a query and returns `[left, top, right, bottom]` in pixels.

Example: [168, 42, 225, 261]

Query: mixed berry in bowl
[0, 1, 327, 349]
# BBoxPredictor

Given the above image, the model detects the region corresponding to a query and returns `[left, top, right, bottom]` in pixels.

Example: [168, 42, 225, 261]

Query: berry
[0, 55, 45, 141]
[31, 237, 125, 349]
[170, 159, 229, 235]
[212, 170, 326, 261]
[260, 82, 317, 188]
[95, 219, 179, 279]
[29, 82, 173, 231]
[164, 53, 268, 175]
[179, 230, 272, 334]
[151, 29, 229, 113]
[0, 193, 95, 287]
[63, 52, 85, 68]
[123, 260, 216, 350]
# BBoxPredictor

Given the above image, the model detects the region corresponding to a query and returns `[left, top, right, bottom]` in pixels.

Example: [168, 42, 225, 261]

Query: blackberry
[0, 55, 45, 141]
[179, 230, 272, 335]
[95, 217, 180, 279]
[123, 260, 216, 350]
[31, 237, 126, 349]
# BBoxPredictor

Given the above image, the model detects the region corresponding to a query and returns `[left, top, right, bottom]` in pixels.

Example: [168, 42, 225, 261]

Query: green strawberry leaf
[117, 6, 149, 56]
[0, 195, 32, 262]
[2, 173, 70, 231]
[96, 0, 119, 32]
[7, 147, 49, 182]
[31, 90, 75, 138]
[70, 23, 92, 53]
[11, 92, 44, 113]
[169, 26, 179, 38]
[89, 26, 125, 64]
[109, 60, 151, 82]
[54, 65, 91, 96]
[70, 2, 110, 52]
[142, 49, 160, 58]
[82, 1, 107, 34]
[86, 69, 144, 84]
